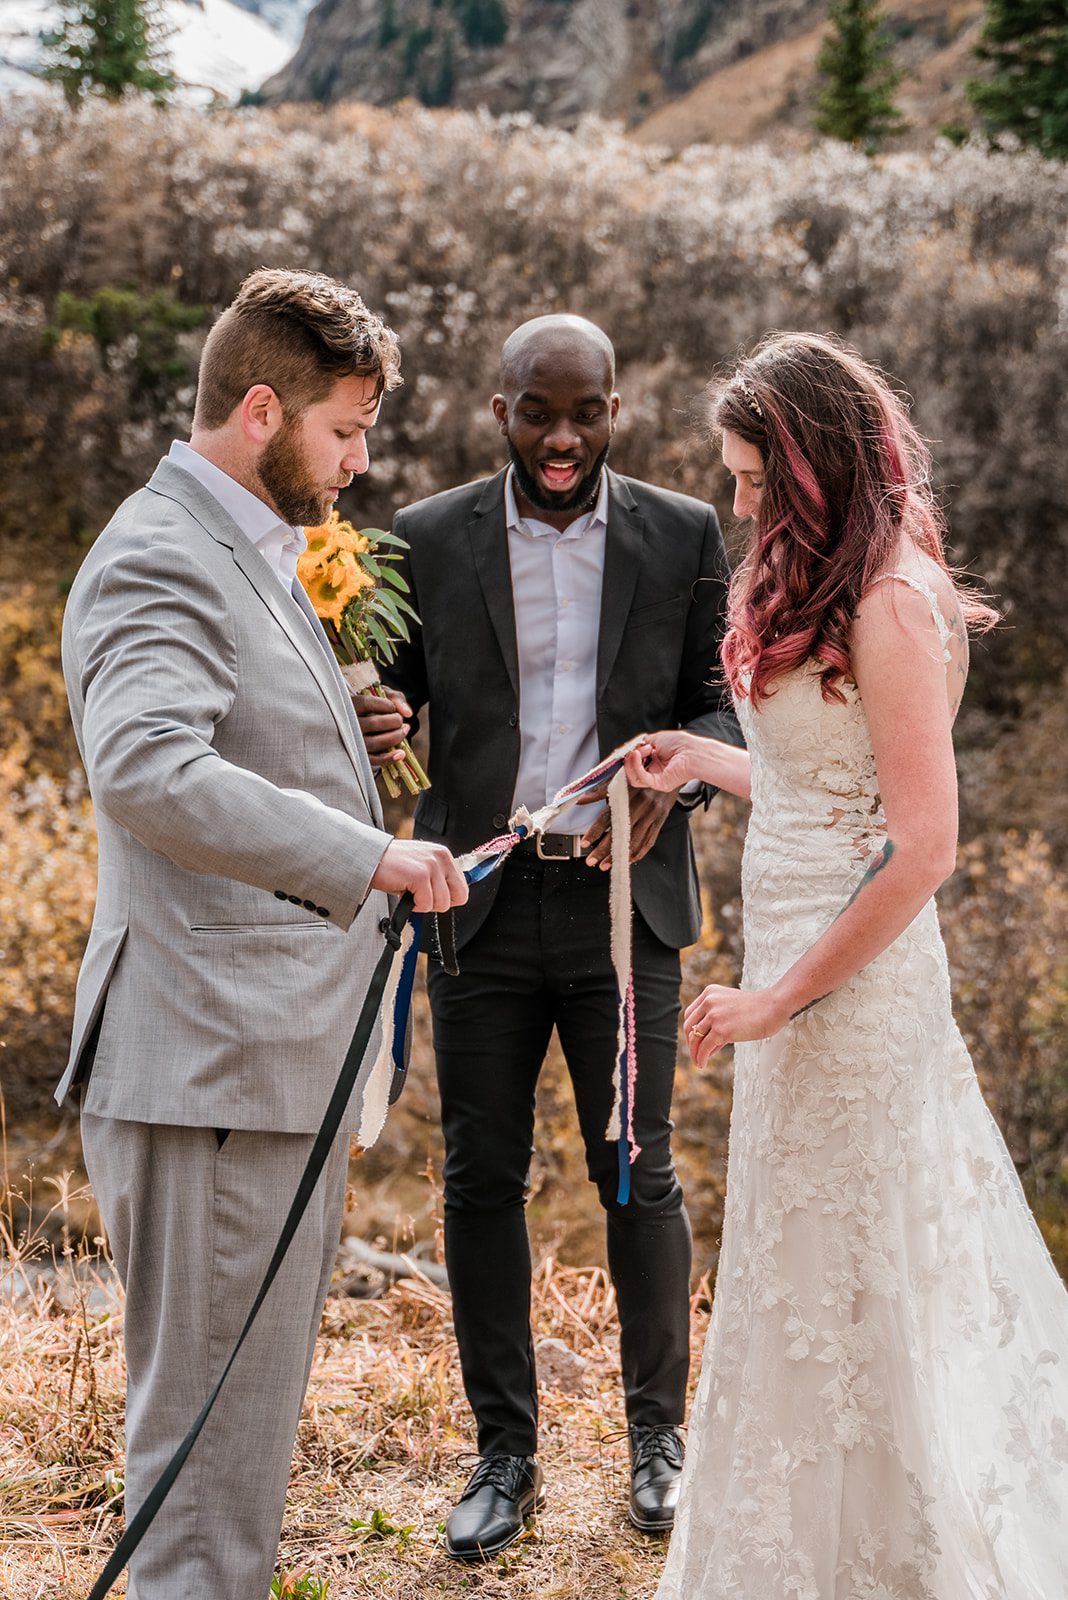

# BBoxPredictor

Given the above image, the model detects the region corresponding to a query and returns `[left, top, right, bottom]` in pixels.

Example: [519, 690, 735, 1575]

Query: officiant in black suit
[354, 315, 742, 1559]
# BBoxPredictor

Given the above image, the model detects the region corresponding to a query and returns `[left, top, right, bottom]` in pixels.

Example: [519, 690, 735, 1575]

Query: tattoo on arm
[790, 992, 830, 1020]
[838, 837, 896, 917]
[788, 839, 897, 1021]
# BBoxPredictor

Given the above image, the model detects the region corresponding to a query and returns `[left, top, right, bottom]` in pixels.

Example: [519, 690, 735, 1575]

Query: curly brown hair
[710, 332, 997, 707]
[194, 268, 402, 430]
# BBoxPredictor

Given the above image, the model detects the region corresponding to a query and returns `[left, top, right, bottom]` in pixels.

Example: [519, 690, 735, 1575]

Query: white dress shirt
[168, 440, 307, 592]
[506, 466, 608, 834]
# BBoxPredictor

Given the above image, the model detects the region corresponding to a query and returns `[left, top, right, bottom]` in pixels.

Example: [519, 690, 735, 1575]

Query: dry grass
[1, 1167, 703, 1600]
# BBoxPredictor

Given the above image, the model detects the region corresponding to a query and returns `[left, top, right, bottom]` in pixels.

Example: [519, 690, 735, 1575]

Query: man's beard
[507, 439, 610, 517]
[258, 418, 338, 526]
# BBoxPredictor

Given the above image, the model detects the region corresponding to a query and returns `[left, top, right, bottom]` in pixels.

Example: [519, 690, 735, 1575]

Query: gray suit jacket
[58, 457, 393, 1133]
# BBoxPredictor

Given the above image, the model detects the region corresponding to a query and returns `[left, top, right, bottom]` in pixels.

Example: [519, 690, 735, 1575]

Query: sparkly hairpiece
[740, 381, 764, 421]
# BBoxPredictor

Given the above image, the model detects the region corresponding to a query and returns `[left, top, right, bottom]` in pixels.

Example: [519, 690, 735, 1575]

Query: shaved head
[492, 314, 620, 525]
[500, 314, 615, 396]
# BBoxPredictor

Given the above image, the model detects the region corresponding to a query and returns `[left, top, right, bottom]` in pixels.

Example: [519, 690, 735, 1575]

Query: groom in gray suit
[59, 268, 468, 1600]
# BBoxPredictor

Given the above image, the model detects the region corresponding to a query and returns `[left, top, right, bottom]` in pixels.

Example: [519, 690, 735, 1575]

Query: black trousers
[428, 851, 692, 1457]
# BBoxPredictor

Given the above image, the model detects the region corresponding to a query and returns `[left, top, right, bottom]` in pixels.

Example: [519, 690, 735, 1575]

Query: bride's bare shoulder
[856, 548, 969, 714]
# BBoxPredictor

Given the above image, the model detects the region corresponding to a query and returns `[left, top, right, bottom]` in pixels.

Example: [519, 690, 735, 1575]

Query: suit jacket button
[302, 899, 317, 912]
[378, 916, 391, 934]
[508, 712, 518, 728]
[316, 906, 330, 918]
[287, 894, 302, 905]
[274, 889, 287, 900]
[492, 812, 507, 830]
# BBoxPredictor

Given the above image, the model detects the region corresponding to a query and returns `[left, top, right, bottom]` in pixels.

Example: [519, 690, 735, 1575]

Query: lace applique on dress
[656, 658, 1068, 1600]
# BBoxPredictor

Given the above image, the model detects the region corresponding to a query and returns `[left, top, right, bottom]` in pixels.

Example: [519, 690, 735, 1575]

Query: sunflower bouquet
[297, 511, 429, 798]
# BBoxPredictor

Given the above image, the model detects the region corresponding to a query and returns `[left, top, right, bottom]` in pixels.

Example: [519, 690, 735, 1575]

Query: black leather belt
[515, 831, 589, 860]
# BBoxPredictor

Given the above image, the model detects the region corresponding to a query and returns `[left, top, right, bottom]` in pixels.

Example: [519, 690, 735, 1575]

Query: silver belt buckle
[535, 832, 578, 861]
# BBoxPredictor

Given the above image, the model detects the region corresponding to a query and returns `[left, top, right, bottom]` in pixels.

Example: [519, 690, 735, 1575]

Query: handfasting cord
[355, 734, 647, 1196]
[84, 735, 645, 1598]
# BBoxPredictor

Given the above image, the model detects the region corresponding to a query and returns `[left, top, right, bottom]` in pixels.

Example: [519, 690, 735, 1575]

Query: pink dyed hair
[711, 332, 997, 707]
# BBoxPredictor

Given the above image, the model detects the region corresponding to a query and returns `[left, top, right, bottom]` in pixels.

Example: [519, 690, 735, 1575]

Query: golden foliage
[0, 581, 78, 779]
[0, 738, 97, 1113]
[0, 567, 97, 1113]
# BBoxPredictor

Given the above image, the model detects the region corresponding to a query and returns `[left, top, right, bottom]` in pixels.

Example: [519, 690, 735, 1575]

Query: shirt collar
[168, 440, 306, 586]
[505, 465, 608, 539]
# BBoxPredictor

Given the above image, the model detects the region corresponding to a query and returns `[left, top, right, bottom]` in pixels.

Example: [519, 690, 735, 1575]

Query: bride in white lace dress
[628, 334, 1068, 1599]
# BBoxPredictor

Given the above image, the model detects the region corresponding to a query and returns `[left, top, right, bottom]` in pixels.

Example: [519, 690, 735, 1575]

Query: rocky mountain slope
[635, 0, 984, 148]
[260, 0, 983, 144]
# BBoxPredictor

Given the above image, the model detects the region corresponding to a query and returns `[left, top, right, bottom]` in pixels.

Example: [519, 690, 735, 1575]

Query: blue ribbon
[389, 911, 423, 1079]
[389, 835, 525, 1076]
[390, 819, 637, 1203]
[464, 854, 507, 884]
[615, 988, 631, 1205]
[616, 1135, 631, 1206]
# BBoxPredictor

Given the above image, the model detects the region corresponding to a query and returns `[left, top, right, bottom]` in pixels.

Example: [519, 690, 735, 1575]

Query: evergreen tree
[967, 0, 1068, 159]
[377, 0, 400, 50]
[41, 0, 174, 107]
[813, 0, 907, 150]
[458, 0, 507, 50]
[423, 31, 455, 106]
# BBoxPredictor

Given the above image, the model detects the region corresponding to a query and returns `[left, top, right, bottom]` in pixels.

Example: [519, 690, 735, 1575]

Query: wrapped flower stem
[335, 649, 429, 799]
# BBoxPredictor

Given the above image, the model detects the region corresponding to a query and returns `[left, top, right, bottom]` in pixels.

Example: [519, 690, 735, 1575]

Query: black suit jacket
[385, 467, 743, 950]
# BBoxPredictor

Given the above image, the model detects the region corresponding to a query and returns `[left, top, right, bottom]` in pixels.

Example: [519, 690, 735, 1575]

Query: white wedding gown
[658, 575, 1068, 1600]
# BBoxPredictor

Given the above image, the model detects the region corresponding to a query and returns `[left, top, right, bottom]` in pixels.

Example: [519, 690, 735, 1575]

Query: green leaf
[365, 529, 409, 550]
[374, 593, 412, 641]
[380, 567, 411, 593]
[367, 616, 393, 658]
[389, 594, 421, 624]
[377, 610, 411, 644]
[360, 553, 383, 578]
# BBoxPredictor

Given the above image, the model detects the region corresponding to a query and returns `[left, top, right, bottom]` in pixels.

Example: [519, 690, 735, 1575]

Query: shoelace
[459, 1454, 533, 1499]
[630, 1425, 684, 1473]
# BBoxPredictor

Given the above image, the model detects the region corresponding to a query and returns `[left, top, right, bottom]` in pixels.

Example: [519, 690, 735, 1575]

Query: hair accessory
[740, 381, 764, 421]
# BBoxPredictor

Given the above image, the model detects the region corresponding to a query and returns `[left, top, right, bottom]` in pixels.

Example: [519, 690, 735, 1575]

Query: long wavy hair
[711, 332, 997, 706]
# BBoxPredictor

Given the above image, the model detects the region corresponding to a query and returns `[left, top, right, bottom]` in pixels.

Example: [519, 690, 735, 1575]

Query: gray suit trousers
[82, 1113, 350, 1600]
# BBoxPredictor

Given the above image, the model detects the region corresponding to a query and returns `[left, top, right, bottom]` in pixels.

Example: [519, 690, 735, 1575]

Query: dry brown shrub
[941, 831, 1068, 1230]
[1, 103, 1067, 701]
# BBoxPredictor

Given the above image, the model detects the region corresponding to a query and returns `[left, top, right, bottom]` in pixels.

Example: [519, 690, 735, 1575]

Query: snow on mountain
[0, 0, 302, 104]
[231, 0, 311, 45]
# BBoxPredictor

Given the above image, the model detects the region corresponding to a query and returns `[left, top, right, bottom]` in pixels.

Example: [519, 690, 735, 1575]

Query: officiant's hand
[353, 688, 412, 766]
[683, 984, 790, 1067]
[372, 839, 468, 912]
[577, 783, 681, 870]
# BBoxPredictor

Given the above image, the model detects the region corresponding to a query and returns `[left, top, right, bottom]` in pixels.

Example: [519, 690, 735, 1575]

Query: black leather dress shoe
[444, 1454, 545, 1561]
[628, 1424, 684, 1532]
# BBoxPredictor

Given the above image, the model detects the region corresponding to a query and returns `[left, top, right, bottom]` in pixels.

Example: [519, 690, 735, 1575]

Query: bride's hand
[683, 984, 790, 1067]
[624, 732, 696, 792]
